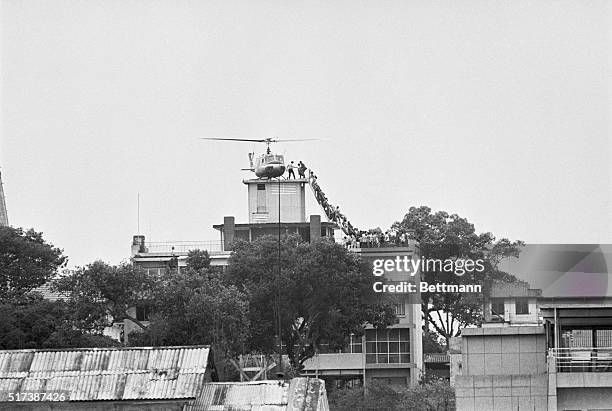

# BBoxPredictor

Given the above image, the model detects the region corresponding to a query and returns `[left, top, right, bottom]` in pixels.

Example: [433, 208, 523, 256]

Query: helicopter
[201, 137, 315, 178]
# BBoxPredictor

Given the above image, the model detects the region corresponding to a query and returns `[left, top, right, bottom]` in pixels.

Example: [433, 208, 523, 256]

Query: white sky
[1, 1, 611, 267]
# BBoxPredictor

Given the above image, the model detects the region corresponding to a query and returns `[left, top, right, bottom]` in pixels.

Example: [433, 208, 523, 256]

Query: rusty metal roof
[186, 378, 329, 411]
[0, 345, 212, 402]
[424, 353, 450, 363]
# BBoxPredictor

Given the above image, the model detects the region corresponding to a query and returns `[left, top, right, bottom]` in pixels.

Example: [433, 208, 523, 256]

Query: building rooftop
[242, 178, 309, 184]
[0, 345, 214, 402]
[488, 280, 542, 298]
[302, 353, 364, 371]
[212, 221, 338, 230]
[186, 378, 329, 411]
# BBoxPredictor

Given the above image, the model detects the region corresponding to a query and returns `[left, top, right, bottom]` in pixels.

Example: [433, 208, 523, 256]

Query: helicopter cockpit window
[265, 155, 276, 163]
[275, 155, 284, 163]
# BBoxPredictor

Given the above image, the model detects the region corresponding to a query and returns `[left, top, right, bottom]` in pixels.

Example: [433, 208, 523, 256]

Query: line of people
[343, 230, 412, 248]
[308, 171, 358, 238]
[285, 162, 413, 249]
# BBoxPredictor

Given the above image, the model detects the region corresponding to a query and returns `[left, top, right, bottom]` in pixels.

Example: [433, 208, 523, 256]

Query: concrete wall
[356, 247, 423, 383]
[454, 326, 549, 410]
[455, 374, 548, 410]
[557, 387, 612, 411]
[461, 330, 547, 376]
[246, 180, 306, 223]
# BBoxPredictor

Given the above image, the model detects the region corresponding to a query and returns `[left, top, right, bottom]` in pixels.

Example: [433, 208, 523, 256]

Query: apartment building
[129, 175, 423, 386]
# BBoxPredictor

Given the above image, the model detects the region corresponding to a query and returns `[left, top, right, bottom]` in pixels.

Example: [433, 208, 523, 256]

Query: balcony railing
[144, 241, 225, 254]
[550, 347, 612, 372]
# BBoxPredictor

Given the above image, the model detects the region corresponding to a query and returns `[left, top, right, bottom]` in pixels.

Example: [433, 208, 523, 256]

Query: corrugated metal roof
[186, 378, 328, 411]
[424, 353, 450, 363]
[0, 345, 212, 402]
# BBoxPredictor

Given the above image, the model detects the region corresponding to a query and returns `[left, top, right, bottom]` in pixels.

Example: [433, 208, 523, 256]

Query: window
[365, 328, 410, 364]
[394, 303, 406, 316]
[136, 304, 153, 322]
[515, 298, 529, 315]
[491, 299, 505, 317]
[256, 184, 266, 213]
[342, 334, 363, 354]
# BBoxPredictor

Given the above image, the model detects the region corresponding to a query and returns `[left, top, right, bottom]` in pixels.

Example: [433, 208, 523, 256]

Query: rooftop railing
[144, 241, 225, 254]
[550, 347, 612, 372]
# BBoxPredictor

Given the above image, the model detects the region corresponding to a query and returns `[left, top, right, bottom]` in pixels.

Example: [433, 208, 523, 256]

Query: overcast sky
[1, 1, 610, 267]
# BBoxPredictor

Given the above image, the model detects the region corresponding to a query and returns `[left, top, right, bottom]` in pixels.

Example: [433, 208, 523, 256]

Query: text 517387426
[1, 391, 70, 402]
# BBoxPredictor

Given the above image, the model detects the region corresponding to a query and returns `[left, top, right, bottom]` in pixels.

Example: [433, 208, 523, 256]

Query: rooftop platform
[213, 221, 338, 231]
[242, 178, 309, 184]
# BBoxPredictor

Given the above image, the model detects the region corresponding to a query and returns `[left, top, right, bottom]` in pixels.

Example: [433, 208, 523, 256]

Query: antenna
[137, 193, 140, 235]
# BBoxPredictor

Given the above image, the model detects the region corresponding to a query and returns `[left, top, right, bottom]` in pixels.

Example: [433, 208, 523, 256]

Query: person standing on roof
[298, 161, 307, 179]
[287, 161, 296, 179]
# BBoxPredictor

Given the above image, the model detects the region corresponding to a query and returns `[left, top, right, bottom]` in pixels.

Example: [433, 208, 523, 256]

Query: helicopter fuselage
[254, 153, 286, 178]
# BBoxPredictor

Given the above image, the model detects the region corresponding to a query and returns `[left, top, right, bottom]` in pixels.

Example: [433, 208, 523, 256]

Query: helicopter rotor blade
[201, 137, 268, 143]
[269, 138, 319, 142]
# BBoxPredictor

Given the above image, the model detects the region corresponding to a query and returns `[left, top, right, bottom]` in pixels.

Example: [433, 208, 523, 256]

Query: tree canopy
[225, 234, 396, 371]
[130, 264, 250, 358]
[53, 261, 156, 332]
[0, 226, 66, 302]
[392, 206, 522, 345]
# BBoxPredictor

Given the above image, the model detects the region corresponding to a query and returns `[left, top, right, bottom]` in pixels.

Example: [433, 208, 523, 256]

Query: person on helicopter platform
[287, 161, 296, 179]
[298, 161, 307, 178]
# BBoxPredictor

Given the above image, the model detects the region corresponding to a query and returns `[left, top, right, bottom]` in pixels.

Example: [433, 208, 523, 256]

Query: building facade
[454, 280, 612, 410]
[129, 174, 424, 387]
[301, 245, 424, 387]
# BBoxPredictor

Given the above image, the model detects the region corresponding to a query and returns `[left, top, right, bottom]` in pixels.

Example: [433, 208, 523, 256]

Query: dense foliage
[0, 226, 66, 302]
[225, 234, 397, 370]
[392, 206, 522, 345]
[0, 294, 119, 349]
[328, 379, 455, 411]
[53, 261, 156, 331]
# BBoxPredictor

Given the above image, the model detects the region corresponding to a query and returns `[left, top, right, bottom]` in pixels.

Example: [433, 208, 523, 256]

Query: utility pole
[276, 176, 283, 377]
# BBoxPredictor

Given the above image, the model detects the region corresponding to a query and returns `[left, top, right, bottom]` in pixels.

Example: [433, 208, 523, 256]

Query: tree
[0, 226, 66, 302]
[422, 330, 445, 353]
[392, 206, 522, 346]
[130, 268, 250, 357]
[186, 249, 211, 271]
[0, 294, 118, 349]
[127, 251, 249, 382]
[225, 234, 397, 371]
[52, 261, 156, 332]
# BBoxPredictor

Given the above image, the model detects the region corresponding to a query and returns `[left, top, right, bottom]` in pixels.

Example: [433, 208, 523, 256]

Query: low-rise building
[302, 245, 423, 387]
[128, 175, 424, 387]
[454, 279, 612, 410]
[484, 281, 542, 326]
[541, 296, 612, 410]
